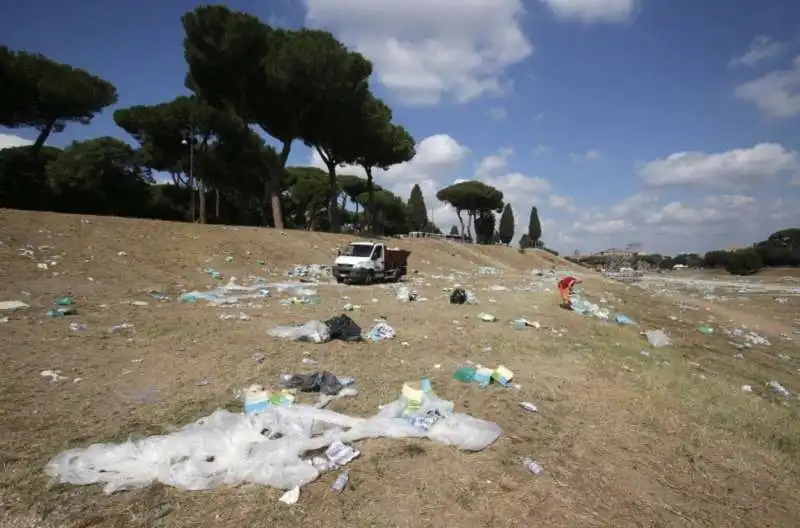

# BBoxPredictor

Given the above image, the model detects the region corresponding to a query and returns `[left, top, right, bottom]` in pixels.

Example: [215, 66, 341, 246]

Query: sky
[2, 0, 800, 256]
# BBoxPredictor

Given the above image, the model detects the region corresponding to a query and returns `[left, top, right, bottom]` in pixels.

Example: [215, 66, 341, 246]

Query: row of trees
[0, 5, 550, 246]
[703, 229, 800, 275]
[567, 229, 799, 276]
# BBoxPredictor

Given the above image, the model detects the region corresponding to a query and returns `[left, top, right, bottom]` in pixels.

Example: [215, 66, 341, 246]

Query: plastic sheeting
[44, 393, 502, 494]
[268, 320, 331, 343]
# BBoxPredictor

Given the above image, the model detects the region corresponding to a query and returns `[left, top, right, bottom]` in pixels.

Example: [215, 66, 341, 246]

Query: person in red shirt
[557, 276, 582, 307]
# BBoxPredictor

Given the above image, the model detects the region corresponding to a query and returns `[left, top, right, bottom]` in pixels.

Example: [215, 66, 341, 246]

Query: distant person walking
[557, 276, 582, 307]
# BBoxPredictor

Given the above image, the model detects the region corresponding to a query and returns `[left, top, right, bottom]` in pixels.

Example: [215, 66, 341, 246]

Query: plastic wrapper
[44, 393, 502, 494]
[268, 320, 331, 343]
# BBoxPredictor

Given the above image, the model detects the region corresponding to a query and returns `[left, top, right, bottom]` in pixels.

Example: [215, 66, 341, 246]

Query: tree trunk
[265, 141, 292, 229]
[365, 166, 376, 233]
[198, 182, 207, 224]
[326, 163, 340, 233]
[456, 210, 465, 239]
[215, 189, 220, 218]
[31, 120, 56, 157]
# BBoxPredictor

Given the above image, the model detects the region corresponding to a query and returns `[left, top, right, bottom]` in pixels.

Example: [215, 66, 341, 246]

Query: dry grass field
[1, 209, 799, 528]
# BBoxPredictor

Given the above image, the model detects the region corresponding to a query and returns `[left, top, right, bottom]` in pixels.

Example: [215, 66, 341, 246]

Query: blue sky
[2, 0, 799, 255]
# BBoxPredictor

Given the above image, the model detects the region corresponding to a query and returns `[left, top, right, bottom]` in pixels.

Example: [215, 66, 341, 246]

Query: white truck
[333, 241, 411, 285]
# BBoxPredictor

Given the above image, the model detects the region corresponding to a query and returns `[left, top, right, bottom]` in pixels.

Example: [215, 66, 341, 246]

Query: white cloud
[309, 133, 470, 230]
[0, 133, 33, 150]
[548, 194, 576, 212]
[533, 144, 551, 156]
[472, 149, 552, 240]
[474, 147, 513, 178]
[539, 0, 638, 23]
[643, 195, 757, 226]
[729, 35, 785, 68]
[488, 106, 508, 120]
[560, 191, 796, 256]
[570, 149, 602, 162]
[303, 0, 534, 105]
[735, 56, 800, 118]
[639, 143, 799, 188]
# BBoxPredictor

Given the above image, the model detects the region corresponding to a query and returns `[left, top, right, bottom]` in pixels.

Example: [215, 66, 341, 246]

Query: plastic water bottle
[522, 458, 543, 475]
[331, 470, 349, 493]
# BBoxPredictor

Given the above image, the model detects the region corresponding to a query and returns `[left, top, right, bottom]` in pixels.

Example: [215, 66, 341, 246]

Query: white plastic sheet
[268, 320, 331, 343]
[44, 394, 502, 494]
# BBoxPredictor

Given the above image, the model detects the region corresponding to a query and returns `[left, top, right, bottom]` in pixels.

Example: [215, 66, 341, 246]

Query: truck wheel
[335, 277, 344, 284]
[364, 271, 374, 285]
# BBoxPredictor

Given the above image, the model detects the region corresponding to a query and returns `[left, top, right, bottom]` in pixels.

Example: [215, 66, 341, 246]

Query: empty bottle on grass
[331, 470, 349, 493]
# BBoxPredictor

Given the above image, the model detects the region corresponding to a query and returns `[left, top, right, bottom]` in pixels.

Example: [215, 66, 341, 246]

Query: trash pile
[180, 277, 271, 305]
[268, 314, 396, 343]
[287, 264, 332, 281]
[452, 365, 514, 388]
[44, 383, 502, 494]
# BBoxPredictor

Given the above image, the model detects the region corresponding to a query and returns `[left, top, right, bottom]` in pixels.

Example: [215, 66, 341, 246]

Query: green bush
[724, 249, 763, 276]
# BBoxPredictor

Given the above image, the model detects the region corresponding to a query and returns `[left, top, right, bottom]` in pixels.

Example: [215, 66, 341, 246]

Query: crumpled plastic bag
[368, 322, 395, 341]
[268, 320, 331, 343]
[281, 371, 343, 395]
[44, 393, 502, 494]
[645, 329, 671, 348]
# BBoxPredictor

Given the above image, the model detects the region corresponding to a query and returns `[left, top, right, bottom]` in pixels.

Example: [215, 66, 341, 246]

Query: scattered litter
[478, 313, 497, 322]
[452, 365, 514, 387]
[44, 386, 502, 493]
[108, 323, 134, 333]
[55, 295, 74, 306]
[522, 458, 543, 475]
[181, 277, 271, 305]
[269, 320, 331, 343]
[331, 470, 349, 493]
[696, 324, 714, 335]
[279, 487, 300, 505]
[367, 321, 396, 341]
[514, 318, 540, 329]
[450, 287, 468, 305]
[280, 372, 345, 395]
[395, 286, 417, 302]
[741, 385, 752, 393]
[325, 440, 360, 466]
[768, 380, 790, 397]
[519, 402, 538, 412]
[0, 300, 30, 312]
[46, 307, 77, 317]
[645, 330, 671, 348]
[41, 370, 67, 382]
[301, 357, 318, 365]
[130, 301, 149, 307]
[69, 322, 88, 332]
[569, 294, 610, 320]
[243, 384, 295, 414]
[252, 352, 265, 364]
[615, 314, 635, 325]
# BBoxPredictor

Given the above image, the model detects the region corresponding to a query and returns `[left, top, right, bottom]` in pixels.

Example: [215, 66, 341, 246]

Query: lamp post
[181, 138, 195, 222]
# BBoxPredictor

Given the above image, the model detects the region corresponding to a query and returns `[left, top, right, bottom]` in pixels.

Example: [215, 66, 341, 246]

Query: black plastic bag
[450, 287, 467, 305]
[324, 313, 363, 341]
[282, 371, 343, 395]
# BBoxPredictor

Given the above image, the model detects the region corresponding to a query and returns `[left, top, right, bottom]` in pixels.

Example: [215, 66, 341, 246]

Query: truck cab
[333, 241, 410, 284]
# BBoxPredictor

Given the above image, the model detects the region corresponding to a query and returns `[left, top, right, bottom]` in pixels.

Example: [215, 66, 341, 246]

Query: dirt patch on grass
[1, 210, 799, 527]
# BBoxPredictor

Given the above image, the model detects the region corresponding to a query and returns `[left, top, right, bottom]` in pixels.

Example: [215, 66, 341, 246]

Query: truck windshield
[343, 244, 374, 257]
